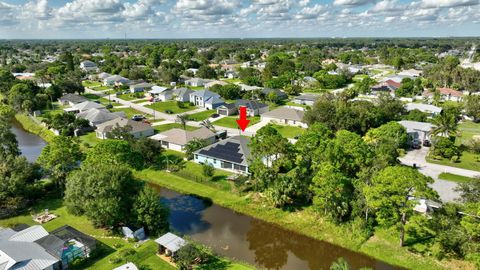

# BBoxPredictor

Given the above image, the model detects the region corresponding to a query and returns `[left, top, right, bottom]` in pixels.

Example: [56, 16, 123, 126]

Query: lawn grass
[78, 132, 101, 147]
[111, 107, 145, 119]
[91, 85, 112, 91]
[82, 80, 102, 88]
[132, 99, 149, 104]
[427, 151, 480, 172]
[117, 93, 145, 101]
[135, 169, 449, 270]
[185, 110, 216, 121]
[438, 173, 477, 183]
[153, 123, 199, 133]
[270, 124, 305, 138]
[145, 101, 196, 114]
[82, 93, 121, 106]
[457, 121, 480, 146]
[212, 116, 261, 129]
[285, 101, 310, 109]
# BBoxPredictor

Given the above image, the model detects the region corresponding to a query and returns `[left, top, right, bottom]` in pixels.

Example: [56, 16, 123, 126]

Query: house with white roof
[185, 78, 208, 87]
[398, 120, 436, 141]
[149, 127, 217, 152]
[261, 107, 307, 128]
[103, 75, 130, 86]
[64, 101, 105, 114]
[405, 103, 442, 117]
[80, 60, 97, 72]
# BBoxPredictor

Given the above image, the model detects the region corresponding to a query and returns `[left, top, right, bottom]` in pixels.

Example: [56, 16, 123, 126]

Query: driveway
[399, 147, 480, 202]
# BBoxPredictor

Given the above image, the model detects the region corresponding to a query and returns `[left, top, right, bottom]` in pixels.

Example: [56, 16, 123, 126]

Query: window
[194, 154, 198, 160]
[221, 161, 233, 169]
[213, 159, 217, 164]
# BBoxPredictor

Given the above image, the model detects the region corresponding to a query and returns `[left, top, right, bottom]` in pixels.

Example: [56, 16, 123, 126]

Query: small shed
[121, 226, 146, 240]
[155, 232, 187, 258]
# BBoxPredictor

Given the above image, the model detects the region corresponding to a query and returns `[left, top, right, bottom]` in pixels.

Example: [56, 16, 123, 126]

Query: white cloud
[333, 0, 376, 6]
[419, 0, 479, 8]
[370, 0, 403, 12]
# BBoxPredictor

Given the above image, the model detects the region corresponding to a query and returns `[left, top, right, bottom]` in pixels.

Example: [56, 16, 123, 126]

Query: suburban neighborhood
[0, 4, 480, 270]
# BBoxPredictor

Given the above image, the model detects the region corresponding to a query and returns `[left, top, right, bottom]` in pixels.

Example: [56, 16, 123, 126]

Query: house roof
[172, 88, 194, 97]
[80, 60, 96, 67]
[190, 90, 220, 99]
[186, 78, 205, 84]
[196, 136, 251, 166]
[261, 88, 288, 99]
[437, 87, 463, 97]
[105, 75, 130, 83]
[76, 108, 125, 125]
[405, 103, 442, 114]
[150, 127, 215, 146]
[154, 233, 187, 253]
[293, 94, 319, 102]
[385, 80, 401, 89]
[113, 262, 139, 270]
[205, 96, 225, 105]
[96, 117, 153, 134]
[149, 86, 169, 94]
[0, 227, 59, 270]
[218, 103, 236, 110]
[72, 101, 105, 111]
[261, 107, 305, 122]
[398, 120, 435, 133]
[234, 100, 268, 110]
[237, 84, 262, 91]
[58, 94, 88, 104]
[130, 82, 153, 89]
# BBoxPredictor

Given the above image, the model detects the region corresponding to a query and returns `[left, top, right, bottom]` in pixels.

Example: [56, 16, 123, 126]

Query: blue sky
[0, 0, 478, 39]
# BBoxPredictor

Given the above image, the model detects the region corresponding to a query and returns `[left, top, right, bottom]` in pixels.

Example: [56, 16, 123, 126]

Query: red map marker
[236, 106, 250, 132]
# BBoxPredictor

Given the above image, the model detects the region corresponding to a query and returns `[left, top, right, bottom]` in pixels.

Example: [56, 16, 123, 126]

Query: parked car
[165, 109, 173, 114]
[412, 139, 421, 149]
[211, 113, 220, 118]
[153, 97, 161, 102]
[131, 114, 145, 121]
[423, 139, 431, 147]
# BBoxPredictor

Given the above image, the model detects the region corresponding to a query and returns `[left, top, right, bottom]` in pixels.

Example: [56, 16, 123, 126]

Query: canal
[13, 121, 398, 270]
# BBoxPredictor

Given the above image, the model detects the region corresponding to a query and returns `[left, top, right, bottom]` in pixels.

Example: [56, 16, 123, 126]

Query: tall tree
[83, 140, 143, 170]
[134, 186, 169, 236]
[364, 166, 436, 246]
[431, 111, 458, 137]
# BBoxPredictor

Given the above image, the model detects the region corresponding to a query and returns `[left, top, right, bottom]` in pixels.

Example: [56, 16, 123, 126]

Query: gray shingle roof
[150, 127, 215, 146]
[154, 233, 186, 253]
[196, 136, 251, 166]
[96, 117, 153, 134]
[261, 107, 305, 122]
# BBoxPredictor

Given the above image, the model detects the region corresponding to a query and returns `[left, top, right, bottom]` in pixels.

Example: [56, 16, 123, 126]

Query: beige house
[96, 118, 154, 139]
[149, 127, 216, 152]
[260, 107, 307, 128]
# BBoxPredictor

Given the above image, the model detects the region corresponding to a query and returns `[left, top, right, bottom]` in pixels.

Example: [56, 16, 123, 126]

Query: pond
[157, 187, 399, 270]
[10, 119, 47, 162]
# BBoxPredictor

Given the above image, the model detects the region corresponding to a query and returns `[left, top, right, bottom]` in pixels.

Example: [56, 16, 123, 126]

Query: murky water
[158, 187, 399, 270]
[10, 119, 47, 162]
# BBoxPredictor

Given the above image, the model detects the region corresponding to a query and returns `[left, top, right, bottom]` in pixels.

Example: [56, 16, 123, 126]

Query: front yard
[212, 116, 261, 129]
[111, 107, 146, 119]
[185, 110, 216, 121]
[116, 93, 145, 101]
[145, 101, 196, 114]
[82, 80, 102, 88]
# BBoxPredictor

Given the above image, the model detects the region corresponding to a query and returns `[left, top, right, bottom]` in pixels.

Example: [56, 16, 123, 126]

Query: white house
[129, 82, 153, 93]
[398, 120, 436, 142]
[405, 103, 442, 117]
[261, 107, 307, 128]
[185, 78, 207, 87]
[189, 90, 224, 109]
[80, 60, 97, 72]
[64, 101, 105, 113]
[103, 75, 130, 86]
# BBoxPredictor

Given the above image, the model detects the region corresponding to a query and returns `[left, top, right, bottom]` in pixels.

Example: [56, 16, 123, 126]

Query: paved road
[399, 147, 480, 202]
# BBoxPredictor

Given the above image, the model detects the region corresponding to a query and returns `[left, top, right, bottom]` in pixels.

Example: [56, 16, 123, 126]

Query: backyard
[146, 101, 196, 114]
[427, 121, 480, 171]
[82, 80, 102, 88]
[153, 123, 199, 133]
[270, 124, 305, 139]
[212, 116, 261, 129]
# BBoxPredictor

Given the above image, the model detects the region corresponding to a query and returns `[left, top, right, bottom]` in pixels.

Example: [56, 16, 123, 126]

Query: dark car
[423, 139, 431, 147]
[211, 113, 220, 118]
[412, 139, 421, 149]
[131, 114, 145, 121]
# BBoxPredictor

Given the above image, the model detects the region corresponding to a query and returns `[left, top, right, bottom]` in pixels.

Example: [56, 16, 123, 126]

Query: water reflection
[10, 119, 46, 162]
[158, 187, 399, 270]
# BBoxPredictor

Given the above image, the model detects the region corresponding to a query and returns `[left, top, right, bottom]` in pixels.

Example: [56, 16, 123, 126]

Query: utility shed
[154, 233, 187, 257]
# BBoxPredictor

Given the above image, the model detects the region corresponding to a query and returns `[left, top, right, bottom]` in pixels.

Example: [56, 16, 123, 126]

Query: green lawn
[145, 101, 196, 114]
[457, 121, 480, 146]
[111, 107, 146, 119]
[185, 110, 216, 121]
[78, 132, 101, 147]
[353, 74, 369, 81]
[82, 93, 121, 106]
[132, 99, 149, 104]
[0, 198, 175, 270]
[212, 116, 261, 129]
[285, 101, 310, 109]
[82, 80, 102, 88]
[427, 151, 480, 172]
[117, 93, 145, 101]
[154, 123, 199, 133]
[270, 124, 305, 139]
[438, 173, 477, 183]
[91, 85, 112, 91]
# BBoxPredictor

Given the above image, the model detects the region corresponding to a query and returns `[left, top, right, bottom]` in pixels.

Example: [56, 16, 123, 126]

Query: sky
[0, 0, 479, 39]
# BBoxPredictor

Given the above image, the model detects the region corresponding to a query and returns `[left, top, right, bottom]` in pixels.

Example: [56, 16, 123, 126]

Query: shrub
[109, 256, 122, 264]
[177, 101, 185, 108]
[467, 138, 480, 154]
[202, 163, 214, 177]
[432, 137, 461, 159]
[119, 248, 136, 257]
[450, 156, 459, 163]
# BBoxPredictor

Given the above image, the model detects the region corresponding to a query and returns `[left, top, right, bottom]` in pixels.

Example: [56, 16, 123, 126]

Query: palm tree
[431, 111, 458, 137]
[200, 119, 216, 132]
[176, 114, 188, 130]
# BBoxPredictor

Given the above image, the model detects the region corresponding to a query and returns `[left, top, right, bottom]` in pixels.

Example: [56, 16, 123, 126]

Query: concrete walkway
[399, 147, 480, 202]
